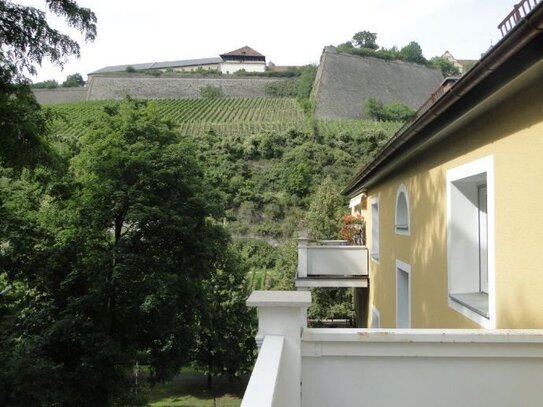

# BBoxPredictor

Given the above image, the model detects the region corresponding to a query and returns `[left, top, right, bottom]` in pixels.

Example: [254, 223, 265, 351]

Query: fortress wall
[314, 47, 443, 120]
[86, 75, 288, 100]
[32, 88, 88, 105]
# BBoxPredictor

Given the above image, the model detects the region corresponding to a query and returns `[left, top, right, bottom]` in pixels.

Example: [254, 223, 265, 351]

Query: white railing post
[297, 236, 309, 278]
[245, 291, 311, 407]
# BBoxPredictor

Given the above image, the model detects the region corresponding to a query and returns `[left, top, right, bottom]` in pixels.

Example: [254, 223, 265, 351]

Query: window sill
[449, 292, 489, 319]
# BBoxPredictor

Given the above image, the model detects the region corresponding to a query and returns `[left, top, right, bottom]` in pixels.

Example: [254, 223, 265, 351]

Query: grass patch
[148, 373, 247, 407]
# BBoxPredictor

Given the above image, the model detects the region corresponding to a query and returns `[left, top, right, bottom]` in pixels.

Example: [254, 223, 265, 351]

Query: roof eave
[342, 3, 543, 197]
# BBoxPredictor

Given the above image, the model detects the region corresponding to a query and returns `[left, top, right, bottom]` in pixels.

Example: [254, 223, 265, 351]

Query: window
[396, 260, 411, 328]
[447, 156, 494, 328]
[370, 197, 379, 261]
[395, 184, 410, 235]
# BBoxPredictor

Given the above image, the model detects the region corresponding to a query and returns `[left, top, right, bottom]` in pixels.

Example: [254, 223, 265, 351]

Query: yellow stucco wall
[367, 68, 543, 329]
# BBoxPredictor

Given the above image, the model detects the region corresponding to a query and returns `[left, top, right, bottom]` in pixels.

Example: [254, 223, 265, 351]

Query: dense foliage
[365, 97, 416, 122]
[338, 29, 465, 76]
[429, 56, 461, 77]
[304, 178, 354, 323]
[0, 99, 256, 405]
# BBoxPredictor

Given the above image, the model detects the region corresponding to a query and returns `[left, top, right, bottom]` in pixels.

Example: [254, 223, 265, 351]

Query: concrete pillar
[247, 291, 311, 407]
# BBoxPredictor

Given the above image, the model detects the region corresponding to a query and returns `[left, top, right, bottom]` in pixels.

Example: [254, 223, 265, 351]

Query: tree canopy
[352, 31, 379, 50]
[0, 98, 256, 405]
[0, 0, 96, 168]
[0, 0, 96, 81]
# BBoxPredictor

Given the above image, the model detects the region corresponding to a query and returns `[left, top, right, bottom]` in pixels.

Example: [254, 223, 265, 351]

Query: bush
[199, 85, 223, 98]
[265, 80, 298, 97]
[365, 98, 415, 122]
[125, 65, 136, 73]
[30, 79, 59, 89]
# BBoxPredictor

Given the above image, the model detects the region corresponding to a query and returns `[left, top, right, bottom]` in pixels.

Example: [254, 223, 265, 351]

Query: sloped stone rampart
[32, 88, 87, 105]
[314, 46, 443, 120]
[86, 75, 287, 100]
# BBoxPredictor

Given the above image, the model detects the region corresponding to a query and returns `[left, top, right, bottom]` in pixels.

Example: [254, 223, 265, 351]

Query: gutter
[342, 3, 543, 196]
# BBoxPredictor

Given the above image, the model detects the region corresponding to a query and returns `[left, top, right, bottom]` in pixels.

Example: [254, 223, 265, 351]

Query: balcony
[241, 291, 543, 407]
[498, 0, 541, 37]
[295, 238, 368, 289]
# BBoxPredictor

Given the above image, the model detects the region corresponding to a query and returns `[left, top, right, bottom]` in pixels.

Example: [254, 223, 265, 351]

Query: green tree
[400, 41, 427, 64]
[0, 99, 229, 405]
[304, 177, 353, 323]
[30, 79, 60, 88]
[353, 31, 379, 50]
[365, 97, 415, 122]
[0, 0, 96, 167]
[430, 56, 461, 77]
[62, 73, 85, 87]
[305, 177, 346, 240]
[200, 85, 224, 98]
[193, 242, 256, 387]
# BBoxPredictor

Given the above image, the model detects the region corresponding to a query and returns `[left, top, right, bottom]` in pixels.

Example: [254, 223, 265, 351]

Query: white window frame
[446, 156, 495, 329]
[395, 184, 410, 235]
[396, 260, 411, 328]
[370, 196, 380, 263]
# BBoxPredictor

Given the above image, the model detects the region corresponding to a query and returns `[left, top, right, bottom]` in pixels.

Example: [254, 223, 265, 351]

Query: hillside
[49, 97, 307, 137]
[48, 97, 402, 289]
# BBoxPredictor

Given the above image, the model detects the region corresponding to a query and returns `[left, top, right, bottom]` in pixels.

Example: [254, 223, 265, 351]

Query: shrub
[265, 80, 298, 97]
[365, 98, 415, 122]
[199, 85, 223, 98]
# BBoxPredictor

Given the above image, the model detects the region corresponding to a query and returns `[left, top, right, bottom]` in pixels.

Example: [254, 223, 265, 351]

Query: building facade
[344, 3, 543, 330]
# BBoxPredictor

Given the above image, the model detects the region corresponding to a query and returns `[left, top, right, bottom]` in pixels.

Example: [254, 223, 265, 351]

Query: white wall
[301, 328, 543, 407]
[220, 61, 266, 74]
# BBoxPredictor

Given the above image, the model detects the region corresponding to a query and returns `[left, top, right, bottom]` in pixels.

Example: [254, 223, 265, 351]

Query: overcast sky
[19, 0, 517, 82]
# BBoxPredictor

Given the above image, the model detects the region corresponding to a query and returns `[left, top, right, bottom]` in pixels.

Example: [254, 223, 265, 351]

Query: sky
[19, 0, 518, 83]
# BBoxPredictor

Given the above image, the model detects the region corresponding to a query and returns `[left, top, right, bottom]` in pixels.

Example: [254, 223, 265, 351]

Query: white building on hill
[89, 46, 267, 75]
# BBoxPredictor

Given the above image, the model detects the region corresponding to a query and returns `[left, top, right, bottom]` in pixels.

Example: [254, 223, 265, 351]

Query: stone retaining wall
[32, 88, 87, 105]
[86, 74, 287, 100]
[314, 46, 444, 120]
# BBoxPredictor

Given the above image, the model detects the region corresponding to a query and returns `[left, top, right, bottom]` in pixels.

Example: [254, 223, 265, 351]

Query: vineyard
[49, 97, 308, 138]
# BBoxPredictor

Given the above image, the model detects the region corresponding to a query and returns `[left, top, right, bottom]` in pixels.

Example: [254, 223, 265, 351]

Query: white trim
[396, 259, 411, 328]
[446, 155, 495, 329]
[370, 195, 380, 264]
[394, 184, 410, 236]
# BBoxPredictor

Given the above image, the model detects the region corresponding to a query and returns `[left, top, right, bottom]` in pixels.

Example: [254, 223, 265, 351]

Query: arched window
[395, 184, 410, 235]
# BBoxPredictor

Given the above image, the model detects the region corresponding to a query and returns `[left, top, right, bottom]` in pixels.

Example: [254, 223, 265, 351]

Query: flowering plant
[340, 214, 365, 245]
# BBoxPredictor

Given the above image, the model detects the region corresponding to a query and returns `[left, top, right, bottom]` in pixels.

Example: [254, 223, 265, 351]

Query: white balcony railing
[240, 335, 284, 407]
[296, 238, 368, 288]
[242, 291, 311, 407]
[241, 291, 543, 407]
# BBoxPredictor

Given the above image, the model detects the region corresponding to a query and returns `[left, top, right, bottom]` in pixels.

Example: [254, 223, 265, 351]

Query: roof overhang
[342, 3, 543, 196]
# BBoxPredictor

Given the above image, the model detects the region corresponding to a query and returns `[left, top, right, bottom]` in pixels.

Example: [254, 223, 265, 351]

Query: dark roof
[342, 2, 543, 196]
[90, 57, 222, 74]
[220, 46, 265, 58]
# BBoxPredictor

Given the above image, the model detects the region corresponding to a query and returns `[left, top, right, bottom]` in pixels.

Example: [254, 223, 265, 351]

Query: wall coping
[247, 290, 311, 308]
[303, 328, 543, 344]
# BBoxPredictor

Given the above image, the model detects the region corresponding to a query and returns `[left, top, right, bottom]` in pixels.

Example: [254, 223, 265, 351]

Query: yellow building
[343, 3, 543, 330]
